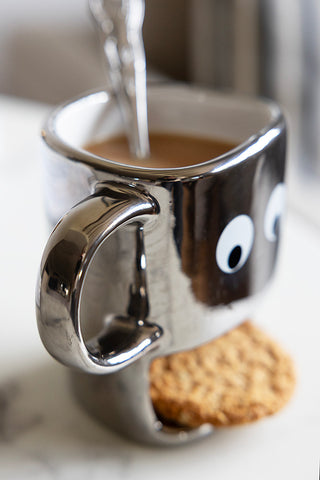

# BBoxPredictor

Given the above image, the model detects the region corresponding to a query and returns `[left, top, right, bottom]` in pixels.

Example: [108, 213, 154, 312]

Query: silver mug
[36, 84, 286, 445]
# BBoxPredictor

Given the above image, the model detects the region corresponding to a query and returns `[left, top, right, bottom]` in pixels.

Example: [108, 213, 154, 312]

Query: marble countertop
[0, 95, 319, 479]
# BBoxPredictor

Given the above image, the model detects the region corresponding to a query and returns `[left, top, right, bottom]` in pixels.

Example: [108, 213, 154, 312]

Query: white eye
[264, 183, 286, 242]
[216, 215, 254, 274]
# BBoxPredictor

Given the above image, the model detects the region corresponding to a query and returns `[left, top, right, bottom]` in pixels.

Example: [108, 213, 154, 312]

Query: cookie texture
[150, 321, 295, 428]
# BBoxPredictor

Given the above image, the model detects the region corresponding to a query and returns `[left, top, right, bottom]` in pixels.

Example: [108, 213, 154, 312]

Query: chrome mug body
[36, 84, 286, 445]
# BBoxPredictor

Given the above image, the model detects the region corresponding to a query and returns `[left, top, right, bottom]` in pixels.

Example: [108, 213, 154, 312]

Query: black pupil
[228, 246, 242, 269]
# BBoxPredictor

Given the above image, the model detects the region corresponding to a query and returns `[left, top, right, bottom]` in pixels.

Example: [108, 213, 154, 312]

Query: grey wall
[0, 0, 105, 103]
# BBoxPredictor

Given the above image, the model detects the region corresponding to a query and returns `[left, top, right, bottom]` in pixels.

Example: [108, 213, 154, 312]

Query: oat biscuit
[150, 321, 295, 427]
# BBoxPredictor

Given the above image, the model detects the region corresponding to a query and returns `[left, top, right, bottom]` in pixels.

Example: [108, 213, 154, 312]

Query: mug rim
[42, 83, 285, 181]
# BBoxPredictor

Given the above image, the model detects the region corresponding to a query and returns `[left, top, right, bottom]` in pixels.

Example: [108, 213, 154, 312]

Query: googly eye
[216, 215, 254, 274]
[264, 183, 286, 242]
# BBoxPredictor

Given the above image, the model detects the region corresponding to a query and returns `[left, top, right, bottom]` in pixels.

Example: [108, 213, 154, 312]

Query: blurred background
[0, 0, 319, 225]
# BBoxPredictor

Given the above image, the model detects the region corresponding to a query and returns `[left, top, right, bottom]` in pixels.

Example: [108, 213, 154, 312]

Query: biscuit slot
[149, 321, 296, 429]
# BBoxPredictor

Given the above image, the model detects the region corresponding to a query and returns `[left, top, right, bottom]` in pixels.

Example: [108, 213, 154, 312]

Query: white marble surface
[0, 95, 319, 479]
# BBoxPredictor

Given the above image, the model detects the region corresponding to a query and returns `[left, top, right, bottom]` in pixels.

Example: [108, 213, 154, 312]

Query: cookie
[150, 321, 295, 428]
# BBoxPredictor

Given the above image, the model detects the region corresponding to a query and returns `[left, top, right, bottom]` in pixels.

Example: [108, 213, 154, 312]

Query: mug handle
[36, 182, 162, 374]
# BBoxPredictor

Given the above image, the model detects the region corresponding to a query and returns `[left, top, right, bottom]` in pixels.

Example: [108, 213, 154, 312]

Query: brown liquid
[85, 132, 237, 168]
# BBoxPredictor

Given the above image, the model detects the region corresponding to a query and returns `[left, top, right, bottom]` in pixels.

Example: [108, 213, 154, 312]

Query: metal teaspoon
[89, 0, 150, 159]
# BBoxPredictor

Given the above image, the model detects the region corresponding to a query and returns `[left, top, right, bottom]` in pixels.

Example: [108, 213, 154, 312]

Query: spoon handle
[90, 0, 150, 159]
